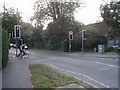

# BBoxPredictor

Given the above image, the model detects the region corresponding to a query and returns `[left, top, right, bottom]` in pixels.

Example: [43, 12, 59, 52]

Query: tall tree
[101, 1, 120, 37]
[33, 1, 81, 25]
[2, 7, 22, 33]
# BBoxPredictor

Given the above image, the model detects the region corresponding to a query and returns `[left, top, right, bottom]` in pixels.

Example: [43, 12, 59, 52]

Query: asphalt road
[2, 48, 119, 88]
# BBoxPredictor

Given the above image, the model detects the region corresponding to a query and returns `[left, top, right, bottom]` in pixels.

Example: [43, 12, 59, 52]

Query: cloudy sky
[0, 0, 112, 25]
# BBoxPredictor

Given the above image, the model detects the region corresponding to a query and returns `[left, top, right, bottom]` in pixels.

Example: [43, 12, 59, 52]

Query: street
[2, 48, 119, 88]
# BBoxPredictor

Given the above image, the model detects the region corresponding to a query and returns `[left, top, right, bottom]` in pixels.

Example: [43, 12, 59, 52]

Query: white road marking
[95, 62, 118, 68]
[73, 76, 98, 88]
[33, 57, 57, 62]
[50, 64, 110, 88]
[115, 59, 119, 60]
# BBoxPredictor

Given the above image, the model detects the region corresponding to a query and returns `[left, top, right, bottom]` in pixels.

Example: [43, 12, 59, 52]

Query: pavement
[2, 48, 119, 89]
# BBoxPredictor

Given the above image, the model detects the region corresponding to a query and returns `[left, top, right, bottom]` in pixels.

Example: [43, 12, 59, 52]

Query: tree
[33, 1, 81, 25]
[32, 26, 43, 48]
[20, 22, 34, 47]
[47, 16, 82, 40]
[80, 25, 100, 49]
[2, 7, 22, 33]
[101, 1, 120, 36]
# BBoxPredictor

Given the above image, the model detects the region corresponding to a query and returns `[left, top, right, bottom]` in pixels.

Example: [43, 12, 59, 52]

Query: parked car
[112, 45, 119, 49]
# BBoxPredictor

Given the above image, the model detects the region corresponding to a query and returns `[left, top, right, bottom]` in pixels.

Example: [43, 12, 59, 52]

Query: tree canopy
[33, 1, 81, 25]
[2, 7, 22, 33]
[101, 1, 120, 36]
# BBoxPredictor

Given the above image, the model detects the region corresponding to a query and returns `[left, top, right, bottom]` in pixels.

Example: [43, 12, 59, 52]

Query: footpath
[2, 52, 32, 88]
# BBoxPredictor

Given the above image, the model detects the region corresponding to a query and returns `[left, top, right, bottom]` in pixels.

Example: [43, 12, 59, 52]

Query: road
[2, 48, 119, 88]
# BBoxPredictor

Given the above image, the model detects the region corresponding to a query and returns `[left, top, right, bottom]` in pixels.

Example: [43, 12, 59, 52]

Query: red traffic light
[16, 27, 20, 30]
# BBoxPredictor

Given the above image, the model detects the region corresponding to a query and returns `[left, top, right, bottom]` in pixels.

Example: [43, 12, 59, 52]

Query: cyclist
[22, 44, 26, 56]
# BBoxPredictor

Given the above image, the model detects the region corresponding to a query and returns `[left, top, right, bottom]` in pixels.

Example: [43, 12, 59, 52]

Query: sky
[0, 0, 113, 25]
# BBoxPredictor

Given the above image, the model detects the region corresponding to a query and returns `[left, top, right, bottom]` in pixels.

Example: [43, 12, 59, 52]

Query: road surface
[2, 48, 119, 88]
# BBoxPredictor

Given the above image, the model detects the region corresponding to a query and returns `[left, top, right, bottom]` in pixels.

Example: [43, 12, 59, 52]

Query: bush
[47, 35, 60, 50]
[61, 39, 69, 52]
[0, 27, 2, 70]
[2, 28, 9, 68]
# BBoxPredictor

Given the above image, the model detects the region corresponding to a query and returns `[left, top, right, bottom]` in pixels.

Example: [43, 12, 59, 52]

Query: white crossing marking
[50, 64, 110, 88]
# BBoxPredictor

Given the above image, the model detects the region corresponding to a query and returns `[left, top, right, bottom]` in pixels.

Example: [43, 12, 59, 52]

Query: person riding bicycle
[19, 44, 26, 55]
[22, 44, 26, 56]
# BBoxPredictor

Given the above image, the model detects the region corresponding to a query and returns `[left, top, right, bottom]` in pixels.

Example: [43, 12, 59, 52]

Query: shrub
[47, 35, 60, 50]
[61, 38, 69, 52]
[2, 28, 9, 68]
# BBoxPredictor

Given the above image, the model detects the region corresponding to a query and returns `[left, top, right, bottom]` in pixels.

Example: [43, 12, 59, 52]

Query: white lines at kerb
[49, 64, 110, 88]
[95, 62, 118, 68]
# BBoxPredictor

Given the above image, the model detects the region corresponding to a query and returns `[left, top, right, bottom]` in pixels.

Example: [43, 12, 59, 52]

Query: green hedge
[0, 27, 2, 70]
[2, 28, 9, 68]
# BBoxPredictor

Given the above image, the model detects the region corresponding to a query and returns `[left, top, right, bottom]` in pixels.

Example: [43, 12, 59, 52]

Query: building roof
[87, 22, 110, 37]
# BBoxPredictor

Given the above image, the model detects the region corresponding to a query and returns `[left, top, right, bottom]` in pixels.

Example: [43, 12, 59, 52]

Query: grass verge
[29, 64, 93, 88]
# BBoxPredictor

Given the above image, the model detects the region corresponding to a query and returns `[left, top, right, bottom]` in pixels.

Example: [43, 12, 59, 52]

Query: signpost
[69, 31, 73, 52]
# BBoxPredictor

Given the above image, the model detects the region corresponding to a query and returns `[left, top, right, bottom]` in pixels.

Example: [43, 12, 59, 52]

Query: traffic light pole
[15, 39, 18, 57]
[69, 39, 71, 52]
[82, 38, 84, 53]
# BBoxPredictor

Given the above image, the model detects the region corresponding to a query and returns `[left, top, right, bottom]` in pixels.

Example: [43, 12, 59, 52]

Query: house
[87, 22, 119, 47]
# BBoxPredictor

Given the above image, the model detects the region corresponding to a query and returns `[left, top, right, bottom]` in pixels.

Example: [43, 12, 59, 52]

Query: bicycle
[17, 51, 29, 59]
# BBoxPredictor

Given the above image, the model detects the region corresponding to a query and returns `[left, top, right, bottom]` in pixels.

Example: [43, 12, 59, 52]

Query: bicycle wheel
[23, 53, 29, 59]
[17, 53, 21, 59]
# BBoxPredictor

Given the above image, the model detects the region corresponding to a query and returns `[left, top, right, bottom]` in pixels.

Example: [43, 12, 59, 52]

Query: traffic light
[14, 25, 21, 38]
[82, 30, 87, 40]
[69, 31, 73, 40]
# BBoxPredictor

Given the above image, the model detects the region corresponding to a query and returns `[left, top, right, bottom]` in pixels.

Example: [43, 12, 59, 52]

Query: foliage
[0, 27, 2, 69]
[61, 38, 69, 52]
[2, 27, 9, 68]
[31, 27, 43, 48]
[80, 25, 100, 49]
[101, 1, 120, 36]
[2, 7, 22, 33]
[20, 22, 34, 47]
[47, 16, 81, 41]
[33, 1, 81, 25]
[47, 34, 60, 50]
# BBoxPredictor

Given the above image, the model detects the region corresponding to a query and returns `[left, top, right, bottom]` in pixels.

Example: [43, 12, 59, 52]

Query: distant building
[87, 22, 119, 47]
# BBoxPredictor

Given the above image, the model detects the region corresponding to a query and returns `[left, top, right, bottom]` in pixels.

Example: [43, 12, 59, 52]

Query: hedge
[0, 27, 2, 70]
[2, 28, 9, 68]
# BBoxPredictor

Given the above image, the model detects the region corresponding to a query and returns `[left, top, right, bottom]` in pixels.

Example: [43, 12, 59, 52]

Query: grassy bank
[29, 64, 93, 88]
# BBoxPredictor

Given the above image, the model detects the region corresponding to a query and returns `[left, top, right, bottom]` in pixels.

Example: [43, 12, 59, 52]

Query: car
[112, 45, 119, 49]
